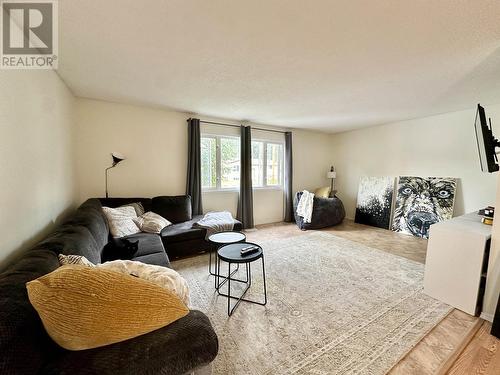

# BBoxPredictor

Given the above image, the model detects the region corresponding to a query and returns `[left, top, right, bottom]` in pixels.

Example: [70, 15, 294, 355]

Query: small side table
[216, 242, 267, 316]
[208, 231, 246, 288]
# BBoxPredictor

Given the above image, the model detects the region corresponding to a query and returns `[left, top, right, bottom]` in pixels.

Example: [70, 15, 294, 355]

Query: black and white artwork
[355, 176, 395, 229]
[392, 176, 457, 239]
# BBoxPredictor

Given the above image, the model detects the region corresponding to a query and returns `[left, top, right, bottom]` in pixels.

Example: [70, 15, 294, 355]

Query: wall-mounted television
[475, 104, 499, 173]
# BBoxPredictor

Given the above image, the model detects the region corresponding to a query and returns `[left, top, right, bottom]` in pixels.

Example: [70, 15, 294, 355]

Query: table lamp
[327, 166, 337, 197]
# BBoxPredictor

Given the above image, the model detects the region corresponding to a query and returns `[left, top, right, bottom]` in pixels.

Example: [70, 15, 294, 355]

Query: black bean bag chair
[293, 191, 345, 230]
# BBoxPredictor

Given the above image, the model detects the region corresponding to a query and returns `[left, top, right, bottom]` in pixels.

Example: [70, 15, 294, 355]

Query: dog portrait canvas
[355, 176, 395, 229]
[392, 176, 457, 238]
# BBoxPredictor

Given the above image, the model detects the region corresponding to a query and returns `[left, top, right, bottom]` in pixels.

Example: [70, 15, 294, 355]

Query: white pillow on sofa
[102, 206, 141, 238]
[58, 255, 190, 306]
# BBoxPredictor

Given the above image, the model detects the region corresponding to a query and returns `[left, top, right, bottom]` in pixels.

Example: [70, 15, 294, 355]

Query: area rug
[172, 231, 451, 375]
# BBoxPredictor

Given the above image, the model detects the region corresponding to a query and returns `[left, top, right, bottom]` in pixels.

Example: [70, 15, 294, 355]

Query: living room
[1, 1, 500, 374]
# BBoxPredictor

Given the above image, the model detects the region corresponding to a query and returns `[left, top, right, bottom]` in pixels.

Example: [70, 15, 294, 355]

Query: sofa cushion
[101, 238, 139, 261]
[64, 199, 109, 250]
[102, 232, 168, 265]
[123, 233, 167, 257]
[152, 196, 192, 224]
[131, 252, 170, 267]
[39, 224, 102, 265]
[160, 217, 244, 259]
[160, 215, 206, 244]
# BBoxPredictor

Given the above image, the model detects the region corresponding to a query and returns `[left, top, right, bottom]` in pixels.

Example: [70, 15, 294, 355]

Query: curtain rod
[199, 120, 288, 134]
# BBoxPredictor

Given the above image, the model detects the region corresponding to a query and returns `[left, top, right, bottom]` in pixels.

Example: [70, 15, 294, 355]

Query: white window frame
[201, 134, 240, 192]
[201, 134, 285, 192]
[252, 139, 285, 190]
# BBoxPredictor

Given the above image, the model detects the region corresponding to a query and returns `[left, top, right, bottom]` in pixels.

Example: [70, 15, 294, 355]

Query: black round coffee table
[216, 242, 267, 316]
[208, 231, 246, 288]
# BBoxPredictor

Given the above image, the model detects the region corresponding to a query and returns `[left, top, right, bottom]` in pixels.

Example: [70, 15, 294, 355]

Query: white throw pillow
[102, 206, 141, 238]
[133, 211, 172, 234]
[99, 260, 190, 306]
[120, 202, 145, 217]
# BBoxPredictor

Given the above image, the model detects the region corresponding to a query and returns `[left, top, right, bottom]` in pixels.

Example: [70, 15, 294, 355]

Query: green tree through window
[201, 135, 283, 190]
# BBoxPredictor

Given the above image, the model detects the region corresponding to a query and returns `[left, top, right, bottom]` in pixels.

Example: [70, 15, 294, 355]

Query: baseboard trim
[480, 312, 494, 322]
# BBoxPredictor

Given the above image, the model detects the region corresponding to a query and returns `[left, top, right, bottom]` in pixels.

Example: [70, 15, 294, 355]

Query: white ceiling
[58, 0, 500, 132]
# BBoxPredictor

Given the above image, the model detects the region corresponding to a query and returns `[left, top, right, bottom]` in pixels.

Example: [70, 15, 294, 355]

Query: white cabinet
[424, 213, 491, 316]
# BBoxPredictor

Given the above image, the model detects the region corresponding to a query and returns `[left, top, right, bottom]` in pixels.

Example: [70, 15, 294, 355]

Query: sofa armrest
[40, 310, 218, 375]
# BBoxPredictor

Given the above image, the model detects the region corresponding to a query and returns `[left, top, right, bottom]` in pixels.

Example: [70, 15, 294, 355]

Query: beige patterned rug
[173, 232, 451, 375]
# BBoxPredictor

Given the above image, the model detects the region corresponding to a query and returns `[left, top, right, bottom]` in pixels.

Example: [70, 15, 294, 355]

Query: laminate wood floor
[244, 220, 500, 374]
[447, 321, 500, 375]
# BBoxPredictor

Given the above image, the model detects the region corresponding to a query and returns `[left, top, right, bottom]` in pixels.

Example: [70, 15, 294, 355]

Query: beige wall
[332, 105, 500, 219]
[75, 99, 188, 199]
[75, 99, 335, 225]
[0, 70, 77, 267]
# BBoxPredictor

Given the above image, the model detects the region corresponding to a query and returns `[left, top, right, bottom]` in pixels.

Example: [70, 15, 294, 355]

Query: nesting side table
[208, 231, 246, 288]
[216, 242, 267, 316]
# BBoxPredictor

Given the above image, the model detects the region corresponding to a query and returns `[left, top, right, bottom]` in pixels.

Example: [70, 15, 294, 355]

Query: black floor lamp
[105, 152, 126, 198]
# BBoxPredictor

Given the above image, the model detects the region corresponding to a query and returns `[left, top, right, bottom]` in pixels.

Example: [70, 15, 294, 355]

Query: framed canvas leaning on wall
[392, 176, 457, 239]
[355, 176, 395, 229]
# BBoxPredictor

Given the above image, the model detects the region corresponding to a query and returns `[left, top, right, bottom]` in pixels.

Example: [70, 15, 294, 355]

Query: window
[266, 143, 283, 186]
[201, 135, 240, 190]
[252, 140, 284, 188]
[201, 134, 284, 191]
[201, 137, 216, 189]
[220, 137, 240, 188]
[251, 141, 264, 186]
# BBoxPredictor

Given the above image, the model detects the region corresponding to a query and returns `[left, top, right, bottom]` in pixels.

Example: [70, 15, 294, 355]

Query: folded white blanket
[296, 190, 315, 223]
[192, 211, 235, 239]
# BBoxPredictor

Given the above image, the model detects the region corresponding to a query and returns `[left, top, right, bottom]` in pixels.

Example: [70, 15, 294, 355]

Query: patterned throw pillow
[119, 202, 145, 217]
[102, 206, 141, 238]
[26, 265, 189, 350]
[58, 254, 95, 267]
[133, 211, 172, 234]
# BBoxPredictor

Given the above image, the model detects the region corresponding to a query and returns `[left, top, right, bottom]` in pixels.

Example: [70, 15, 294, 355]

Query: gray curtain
[284, 131, 294, 222]
[237, 125, 254, 229]
[186, 118, 203, 215]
